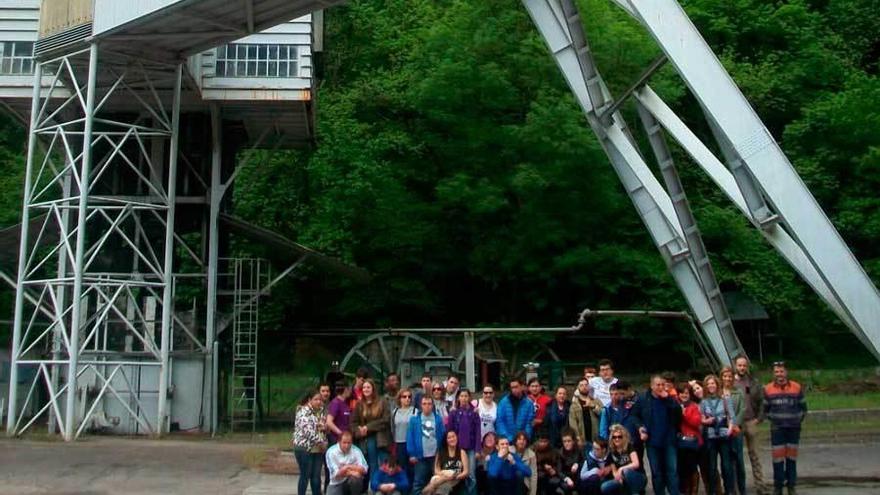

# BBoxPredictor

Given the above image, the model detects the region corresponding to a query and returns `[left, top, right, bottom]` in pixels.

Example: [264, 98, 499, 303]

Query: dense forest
[2, 0, 879, 365]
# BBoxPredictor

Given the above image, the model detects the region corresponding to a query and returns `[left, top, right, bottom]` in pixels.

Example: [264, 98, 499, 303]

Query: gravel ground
[1, 436, 878, 494]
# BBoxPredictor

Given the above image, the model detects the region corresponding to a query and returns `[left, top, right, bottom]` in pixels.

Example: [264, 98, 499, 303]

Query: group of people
[293, 357, 806, 495]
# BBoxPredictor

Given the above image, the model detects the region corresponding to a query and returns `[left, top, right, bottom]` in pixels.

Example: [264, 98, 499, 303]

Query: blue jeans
[731, 434, 747, 495]
[601, 469, 647, 495]
[364, 436, 388, 478]
[646, 443, 679, 495]
[465, 449, 476, 495]
[770, 428, 800, 489]
[294, 449, 324, 495]
[706, 437, 734, 495]
[396, 442, 413, 494]
[412, 456, 435, 495]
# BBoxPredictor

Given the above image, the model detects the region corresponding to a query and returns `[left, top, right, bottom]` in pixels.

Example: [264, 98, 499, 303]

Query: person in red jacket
[528, 377, 552, 440]
[676, 383, 703, 495]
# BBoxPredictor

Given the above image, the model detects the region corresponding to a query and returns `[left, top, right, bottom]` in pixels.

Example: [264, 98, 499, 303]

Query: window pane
[268, 62, 278, 77]
[216, 61, 225, 76]
[247, 61, 257, 76]
[279, 61, 288, 77]
[236, 61, 246, 75]
[256, 61, 267, 75]
[269, 45, 278, 59]
[248, 45, 257, 59]
[258, 45, 268, 59]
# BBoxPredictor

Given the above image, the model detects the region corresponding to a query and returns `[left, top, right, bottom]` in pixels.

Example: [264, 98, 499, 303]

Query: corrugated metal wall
[0, 0, 40, 41]
[37, 0, 92, 38]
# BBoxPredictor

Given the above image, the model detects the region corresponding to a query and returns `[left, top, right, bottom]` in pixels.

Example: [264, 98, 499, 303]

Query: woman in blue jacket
[487, 436, 532, 495]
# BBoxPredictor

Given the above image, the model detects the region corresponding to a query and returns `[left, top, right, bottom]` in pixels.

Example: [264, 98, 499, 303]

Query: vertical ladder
[229, 259, 263, 432]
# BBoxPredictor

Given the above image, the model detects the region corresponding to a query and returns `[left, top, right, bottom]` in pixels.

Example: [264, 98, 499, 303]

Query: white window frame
[0, 41, 35, 76]
[214, 43, 300, 78]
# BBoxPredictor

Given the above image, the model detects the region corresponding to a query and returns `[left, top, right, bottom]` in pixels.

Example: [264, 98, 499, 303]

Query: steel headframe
[522, 0, 880, 363]
[5, 44, 201, 440]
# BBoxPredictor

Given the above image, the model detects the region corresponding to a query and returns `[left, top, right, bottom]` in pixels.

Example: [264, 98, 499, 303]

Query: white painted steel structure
[522, 0, 880, 361]
[1, 1, 323, 440]
[2, 0, 880, 442]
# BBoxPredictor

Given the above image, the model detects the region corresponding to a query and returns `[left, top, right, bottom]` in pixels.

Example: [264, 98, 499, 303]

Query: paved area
[1, 437, 878, 494]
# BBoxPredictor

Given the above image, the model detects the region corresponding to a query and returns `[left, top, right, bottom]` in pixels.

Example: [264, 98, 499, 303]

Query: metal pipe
[63, 44, 100, 442]
[206, 103, 222, 435]
[211, 340, 219, 437]
[464, 332, 475, 392]
[6, 57, 43, 436]
[156, 63, 182, 436]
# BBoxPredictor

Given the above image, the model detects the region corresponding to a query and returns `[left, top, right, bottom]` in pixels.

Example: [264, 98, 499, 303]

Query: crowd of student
[292, 357, 806, 495]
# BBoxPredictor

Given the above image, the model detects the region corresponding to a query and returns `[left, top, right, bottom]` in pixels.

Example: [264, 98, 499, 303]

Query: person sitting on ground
[423, 430, 468, 495]
[533, 433, 562, 495]
[601, 424, 647, 495]
[371, 454, 411, 495]
[475, 431, 497, 494]
[514, 431, 538, 495]
[558, 428, 584, 494]
[579, 438, 612, 495]
[325, 430, 369, 495]
[487, 436, 532, 495]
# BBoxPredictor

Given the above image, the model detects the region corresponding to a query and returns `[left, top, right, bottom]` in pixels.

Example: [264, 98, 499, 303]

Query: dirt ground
[1, 436, 878, 494]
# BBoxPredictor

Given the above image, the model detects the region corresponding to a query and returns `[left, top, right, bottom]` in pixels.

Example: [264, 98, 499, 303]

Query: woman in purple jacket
[448, 389, 480, 495]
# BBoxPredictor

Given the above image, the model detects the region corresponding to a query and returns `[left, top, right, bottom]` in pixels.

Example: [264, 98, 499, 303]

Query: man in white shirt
[589, 359, 618, 408]
[325, 430, 368, 495]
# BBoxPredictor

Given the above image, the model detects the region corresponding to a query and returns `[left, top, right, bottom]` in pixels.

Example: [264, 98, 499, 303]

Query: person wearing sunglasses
[763, 361, 806, 495]
[393, 388, 418, 491]
[475, 386, 498, 442]
[431, 383, 450, 422]
[408, 395, 447, 495]
[602, 424, 646, 495]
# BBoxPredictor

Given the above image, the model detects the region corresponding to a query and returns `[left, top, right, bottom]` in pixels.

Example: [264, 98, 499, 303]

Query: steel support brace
[635, 102, 743, 358]
[6, 56, 43, 436]
[156, 64, 183, 436]
[633, 86, 855, 331]
[522, 0, 738, 362]
[63, 43, 99, 442]
[207, 103, 222, 435]
[464, 332, 476, 392]
[621, 0, 880, 358]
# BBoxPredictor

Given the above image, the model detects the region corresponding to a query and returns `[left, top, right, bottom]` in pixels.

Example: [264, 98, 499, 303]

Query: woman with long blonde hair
[601, 424, 647, 495]
[700, 374, 735, 495]
[352, 378, 391, 483]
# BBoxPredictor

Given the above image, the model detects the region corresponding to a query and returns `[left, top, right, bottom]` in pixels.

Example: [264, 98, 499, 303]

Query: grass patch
[807, 391, 880, 410]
